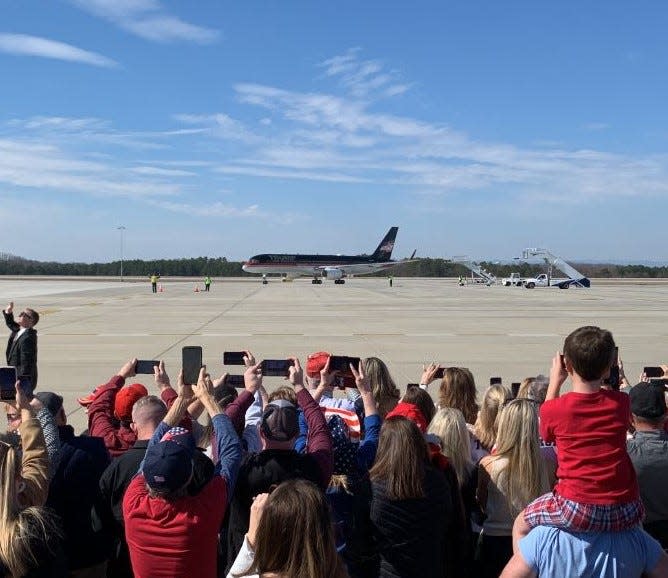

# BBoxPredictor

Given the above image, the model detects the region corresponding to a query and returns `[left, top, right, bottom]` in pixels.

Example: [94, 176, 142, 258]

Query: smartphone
[490, 377, 502, 386]
[135, 360, 159, 375]
[433, 367, 445, 379]
[511, 382, 521, 398]
[225, 374, 245, 387]
[605, 347, 620, 389]
[559, 354, 566, 371]
[407, 383, 420, 388]
[182, 346, 203, 385]
[223, 352, 247, 366]
[328, 355, 361, 373]
[644, 366, 664, 379]
[0, 367, 17, 401]
[261, 359, 294, 377]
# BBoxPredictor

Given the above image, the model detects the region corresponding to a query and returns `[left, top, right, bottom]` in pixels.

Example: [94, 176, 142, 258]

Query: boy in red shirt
[514, 326, 643, 544]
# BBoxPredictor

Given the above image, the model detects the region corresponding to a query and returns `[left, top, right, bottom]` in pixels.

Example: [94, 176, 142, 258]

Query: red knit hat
[386, 402, 428, 433]
[114, 383, 148, 421]
[306, 351, 331, 378]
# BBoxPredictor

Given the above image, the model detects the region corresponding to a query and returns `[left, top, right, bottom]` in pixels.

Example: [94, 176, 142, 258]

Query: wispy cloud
[70, 0, 219, 44]
[145, 199, 260, 217]
[0, 33, 118, 67]
[320, 48, 411, 99]
[0, 138, 180, 198]
[173, 113, 257, 142]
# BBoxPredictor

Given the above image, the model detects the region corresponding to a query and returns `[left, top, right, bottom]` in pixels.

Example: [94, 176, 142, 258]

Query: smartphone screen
[433, 367, 445, 379]
[0, 367, 17, 401]
[135, 360, 159, 375]
[328, 356, 361, 373]
[261, 359, 293, 377]
[644, 366, 664, 378]
[225, 374, 245, 387]
[182, 346, 203, 385]
[511, 382, 521, 398]
[223, 352, 247, 366]
[490, 377, 502, 386]
[605, 347, 620, 389]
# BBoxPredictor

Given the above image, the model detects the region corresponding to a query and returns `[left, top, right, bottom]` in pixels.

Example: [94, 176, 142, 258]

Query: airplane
[242, 227, 414, 284]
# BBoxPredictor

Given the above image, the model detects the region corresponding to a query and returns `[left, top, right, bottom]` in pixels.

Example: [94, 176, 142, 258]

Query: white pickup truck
[501, 272, 524, 286]
[524, 273, 578, 289]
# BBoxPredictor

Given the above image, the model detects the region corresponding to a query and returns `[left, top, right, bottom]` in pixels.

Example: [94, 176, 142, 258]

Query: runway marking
[406, 333, 456, 337]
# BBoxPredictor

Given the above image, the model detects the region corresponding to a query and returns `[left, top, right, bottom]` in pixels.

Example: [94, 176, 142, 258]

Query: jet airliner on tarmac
[242, 227, 413, 284]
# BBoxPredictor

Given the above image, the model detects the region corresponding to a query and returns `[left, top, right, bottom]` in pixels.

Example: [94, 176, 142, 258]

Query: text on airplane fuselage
[268, 255, 297, 262]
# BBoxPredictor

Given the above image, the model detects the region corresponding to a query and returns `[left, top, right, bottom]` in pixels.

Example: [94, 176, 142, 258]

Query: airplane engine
[322, 267, 344, 280]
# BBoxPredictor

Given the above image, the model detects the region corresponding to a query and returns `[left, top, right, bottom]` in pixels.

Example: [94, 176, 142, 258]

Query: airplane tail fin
[371, 227, 399, 261]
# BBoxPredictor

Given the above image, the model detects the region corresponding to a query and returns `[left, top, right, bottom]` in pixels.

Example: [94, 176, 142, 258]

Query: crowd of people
[1, 314, 668, 577]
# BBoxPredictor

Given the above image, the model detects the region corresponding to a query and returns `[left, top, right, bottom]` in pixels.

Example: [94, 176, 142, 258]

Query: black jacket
[225, 449, 324, 573]
[46, 426, 111, 571]
[370, 465, 461, 578]
[3, 310, 38, 388]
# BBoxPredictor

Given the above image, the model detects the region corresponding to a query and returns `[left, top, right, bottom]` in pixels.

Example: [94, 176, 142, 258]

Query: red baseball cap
[306, 351, 331, 378]
[114, 383, 148, 422]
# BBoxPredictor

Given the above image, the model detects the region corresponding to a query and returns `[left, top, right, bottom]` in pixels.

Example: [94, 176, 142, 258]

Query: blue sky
[1, 1, 667, 263]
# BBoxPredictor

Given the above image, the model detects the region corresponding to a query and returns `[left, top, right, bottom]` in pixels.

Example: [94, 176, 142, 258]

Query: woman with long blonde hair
[428, 408, 481, 572]
[228, 479, 348, 578]
[363, 357, 400, 418]
[476, 398, 554, 578]
[428, 408, 473, 489]
[474, 384, 512, 452]
[0, 386, 64, 577]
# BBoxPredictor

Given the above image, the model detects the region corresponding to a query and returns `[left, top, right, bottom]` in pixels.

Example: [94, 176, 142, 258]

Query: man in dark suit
[3, 301, 39, 390]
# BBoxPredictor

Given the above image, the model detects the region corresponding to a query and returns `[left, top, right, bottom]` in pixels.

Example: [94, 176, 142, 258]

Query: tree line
[1, 255, 667, 278]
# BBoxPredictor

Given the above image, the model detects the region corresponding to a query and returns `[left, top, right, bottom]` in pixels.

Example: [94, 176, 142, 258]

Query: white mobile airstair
[521, 248, 590, 288]
[451, 256, 497, 285]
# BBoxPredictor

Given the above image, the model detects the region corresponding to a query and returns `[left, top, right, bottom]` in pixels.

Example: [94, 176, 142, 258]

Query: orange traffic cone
[158, 284, 164, 292]
[194, 285, 200, 293]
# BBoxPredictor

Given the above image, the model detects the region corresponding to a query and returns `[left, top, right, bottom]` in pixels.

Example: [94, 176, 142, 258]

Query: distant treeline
[0, 256, 667, 278]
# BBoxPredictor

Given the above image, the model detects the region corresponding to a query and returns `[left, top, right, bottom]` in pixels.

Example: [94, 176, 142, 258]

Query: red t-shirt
[123, 475, 228, 578]
[540, 389, 638, 505]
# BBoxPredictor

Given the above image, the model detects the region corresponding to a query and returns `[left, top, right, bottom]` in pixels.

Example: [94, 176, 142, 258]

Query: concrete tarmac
[1, 276, 666, 432]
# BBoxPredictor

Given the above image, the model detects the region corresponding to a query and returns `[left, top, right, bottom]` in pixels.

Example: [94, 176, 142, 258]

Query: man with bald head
[97, 395, 168, 578]
[97, 395, 216, 578]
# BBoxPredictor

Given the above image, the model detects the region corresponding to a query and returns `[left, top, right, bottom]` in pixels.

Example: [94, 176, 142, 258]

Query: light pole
[117, 226, 126, 281]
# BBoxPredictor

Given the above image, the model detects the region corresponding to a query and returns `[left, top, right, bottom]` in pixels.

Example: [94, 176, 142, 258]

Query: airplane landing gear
[312, 278, 323, 284]
[334, 279, 345, 284]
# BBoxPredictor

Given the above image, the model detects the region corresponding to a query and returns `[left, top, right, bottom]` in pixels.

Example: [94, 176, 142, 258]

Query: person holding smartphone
[3, 301, 39, 391]
[225, 357, 333, 574]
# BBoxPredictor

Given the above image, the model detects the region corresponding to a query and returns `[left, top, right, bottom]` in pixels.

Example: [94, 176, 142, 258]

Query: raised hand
[288, 357, 304, 388]
[244, 362, 263, 394]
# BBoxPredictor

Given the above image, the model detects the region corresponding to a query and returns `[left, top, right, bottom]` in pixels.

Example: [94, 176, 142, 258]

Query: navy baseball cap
[142, 427, 194, 493]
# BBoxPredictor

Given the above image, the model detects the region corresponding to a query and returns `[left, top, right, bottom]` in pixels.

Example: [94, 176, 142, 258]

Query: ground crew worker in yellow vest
[150, 273, 160, 293]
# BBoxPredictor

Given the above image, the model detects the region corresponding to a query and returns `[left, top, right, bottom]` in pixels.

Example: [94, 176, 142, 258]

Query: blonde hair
[428, 408, 473, 488]
[363, 357, 400, 418]
[0, 444, 61, 576]
[474, 384, 512, 452]
[438, 367, 479, 424]
[489, 399, 550, 517]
